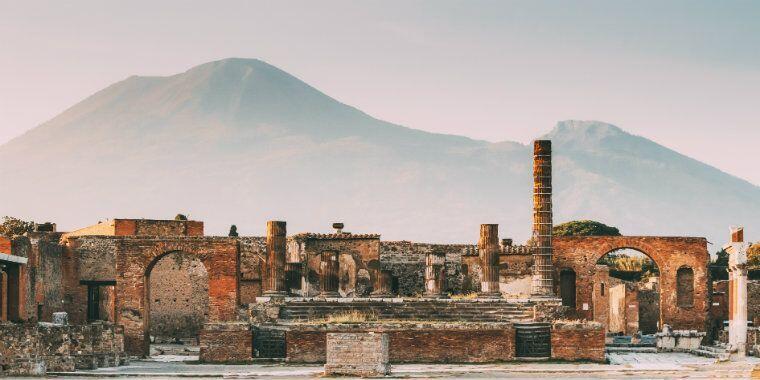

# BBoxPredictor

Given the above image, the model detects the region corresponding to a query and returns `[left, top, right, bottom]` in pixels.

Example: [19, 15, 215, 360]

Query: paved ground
[40, 353, 760, 379]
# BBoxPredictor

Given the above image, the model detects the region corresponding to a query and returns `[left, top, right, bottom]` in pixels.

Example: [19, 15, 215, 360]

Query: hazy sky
[1, 0, 759, 184]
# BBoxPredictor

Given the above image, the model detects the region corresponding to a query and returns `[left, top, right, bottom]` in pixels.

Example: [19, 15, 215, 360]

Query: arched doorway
[596, 248, 660, 335]
[145, 251, 209, 356]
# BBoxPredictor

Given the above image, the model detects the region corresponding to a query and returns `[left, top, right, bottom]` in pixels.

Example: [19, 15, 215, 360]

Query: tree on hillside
[0, 216, 34, 237]
[553, 220, 621, 236]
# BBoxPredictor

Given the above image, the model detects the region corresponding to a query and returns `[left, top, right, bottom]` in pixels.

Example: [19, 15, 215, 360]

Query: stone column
[478, 224, 501, 298]
[724, 226, 748, 359]
[424, 251, 447, 298]
[371, 270, 392, 298]
[264, 221, 287, 296]
[320, 251, 340, 298]
[532, 140, 554, 296]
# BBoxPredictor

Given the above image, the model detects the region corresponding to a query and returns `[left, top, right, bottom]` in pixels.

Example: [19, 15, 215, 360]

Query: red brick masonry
[199, 322, 253, 363]
[550, 321, 605, 362]
[286, 323, 516, 363]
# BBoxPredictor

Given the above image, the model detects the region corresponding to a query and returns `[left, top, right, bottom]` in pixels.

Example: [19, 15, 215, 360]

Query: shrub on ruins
[174, 214, 188, 221]
[228, 225, 239, 237]
[553, 220, 621, 237]
[748, 243, 760, 268]
[0, 216, 34, 237]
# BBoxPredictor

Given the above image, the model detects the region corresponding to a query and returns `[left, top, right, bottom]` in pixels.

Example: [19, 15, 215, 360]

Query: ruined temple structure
[1, 139, 722, 373]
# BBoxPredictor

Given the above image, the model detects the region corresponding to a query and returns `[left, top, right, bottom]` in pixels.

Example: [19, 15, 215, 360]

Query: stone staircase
[693, 345, 729, 361]
[278, 300, 535, 323]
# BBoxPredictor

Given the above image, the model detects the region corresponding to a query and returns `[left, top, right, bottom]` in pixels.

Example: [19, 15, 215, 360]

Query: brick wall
[286, 323, 515, 363]
[551, 321, 605, 362]
[325, 333, 389, 377]
[199, 323, 252, 363]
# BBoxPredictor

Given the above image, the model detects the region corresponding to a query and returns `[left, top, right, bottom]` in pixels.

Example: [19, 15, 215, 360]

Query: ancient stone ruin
[0, 139, 741, 376]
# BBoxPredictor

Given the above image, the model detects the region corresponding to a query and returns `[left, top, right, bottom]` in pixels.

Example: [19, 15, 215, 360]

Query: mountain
[1, 58, 758, 246]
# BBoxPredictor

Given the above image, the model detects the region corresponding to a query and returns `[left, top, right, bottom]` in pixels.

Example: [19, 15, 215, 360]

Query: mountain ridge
[0, 58, 757, 245]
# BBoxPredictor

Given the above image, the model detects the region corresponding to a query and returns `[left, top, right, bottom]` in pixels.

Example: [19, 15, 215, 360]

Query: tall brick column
[478, 224, 501, 298]
[424, 251, 446, 298]
[320, 251, 340, 298]
[532, 140, 554, 296]
[371, 270, 392, 298]
[264, 221, 287, 296]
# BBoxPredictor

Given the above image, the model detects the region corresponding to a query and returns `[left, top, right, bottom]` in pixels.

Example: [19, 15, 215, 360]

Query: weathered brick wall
[712, 280, 760, 327]
[325, 333, 389, 377]
[554, 236, 709, 331]
[148, 251, 209, 342]
[28, 233, 66, 322]
[199, 322, 252, 363]
[551, 321, 605, 362]
[286, 323, 515, 363]
[114, 219, 204, 237]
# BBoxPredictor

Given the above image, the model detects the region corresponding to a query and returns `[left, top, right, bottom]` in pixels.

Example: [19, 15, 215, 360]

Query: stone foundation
[199, 322, 253, 363]
[550, 321, 605, 362]
[324, 333, 390, 377]
[656, 326, 706, 352]
[0, 322, 126, 376]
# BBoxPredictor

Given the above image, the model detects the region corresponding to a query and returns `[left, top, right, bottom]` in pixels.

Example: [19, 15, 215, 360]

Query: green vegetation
[0, 216, 34, 237]
[553, 220, 621, 237]
[597, 250, 658, 280]
[749, 244, 760, 268]
[174, 214, 188, 221]
[228, 225, 239, 237]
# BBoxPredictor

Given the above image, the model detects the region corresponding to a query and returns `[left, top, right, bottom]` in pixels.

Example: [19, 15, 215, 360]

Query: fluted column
[532, 140, 554, 296]
[478, 224, 501, 298]
[371, 270, 393, 298]
[424, 252, 447, 298]
[264, 221, 287, 296]
[320, 251, 340, 298]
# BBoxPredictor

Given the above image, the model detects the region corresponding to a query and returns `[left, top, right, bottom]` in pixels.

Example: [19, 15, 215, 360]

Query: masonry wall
[325, 333, 389, 377]
[286, 323, 516, 363]
[379, 241, 472, 296]
[238, 237, 266, 303]
[295, 235, 380, 297]
[199, 322, 252, 363]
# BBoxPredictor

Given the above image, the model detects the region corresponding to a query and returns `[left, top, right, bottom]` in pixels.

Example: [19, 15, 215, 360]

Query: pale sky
[1, 0, 759, 185]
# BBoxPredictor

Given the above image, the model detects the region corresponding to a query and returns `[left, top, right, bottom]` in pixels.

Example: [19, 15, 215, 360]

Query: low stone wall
[325, 333, 390, 377]
[656, 327, 706, 352]
[550, 321, 605, 362]
[0, 321, 126, 376]
[286, 322, 515, 363]
[199, 322, 253, 363]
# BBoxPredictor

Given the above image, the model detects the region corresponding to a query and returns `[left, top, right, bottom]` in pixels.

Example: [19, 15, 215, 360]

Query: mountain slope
[0, 58, 757, 245]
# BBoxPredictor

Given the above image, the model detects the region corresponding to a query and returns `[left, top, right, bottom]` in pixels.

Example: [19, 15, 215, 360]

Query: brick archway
[114, 238, 239, 356]
[553, 236, 709, 331]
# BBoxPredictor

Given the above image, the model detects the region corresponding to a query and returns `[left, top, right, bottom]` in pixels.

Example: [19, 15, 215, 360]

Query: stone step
[605, 346, 657, 353]
[692, 347, 729, 361]
[698, 345, 728, 354]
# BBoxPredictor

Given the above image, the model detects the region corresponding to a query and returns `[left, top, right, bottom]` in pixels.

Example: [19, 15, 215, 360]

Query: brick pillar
[532, 140, 554, 296]
[0, 270, 6, 321]
[320, 251, 340, 298]
[371, 270, 392, 298]
[478, 224, 501, 298]
[424, 252, 446, 298]
[264, 221, 287, 296]
[592, 265, 610, 331]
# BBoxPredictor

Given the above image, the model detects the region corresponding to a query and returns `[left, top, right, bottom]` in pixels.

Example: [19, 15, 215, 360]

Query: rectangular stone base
[199, 322, 253, 363]
[325, 333, 390, 377]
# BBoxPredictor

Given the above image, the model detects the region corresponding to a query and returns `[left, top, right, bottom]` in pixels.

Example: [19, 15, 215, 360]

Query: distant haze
[0, 58, 758, 247]
[1, 1, 759, 185]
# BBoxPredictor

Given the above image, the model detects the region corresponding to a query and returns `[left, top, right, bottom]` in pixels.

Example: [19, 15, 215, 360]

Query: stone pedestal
[324, 333, 390, 377]
[724, 227, 749, 359]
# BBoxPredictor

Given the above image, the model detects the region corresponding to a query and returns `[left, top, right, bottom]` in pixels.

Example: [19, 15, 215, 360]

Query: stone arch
[114, 238, 239, 356]
[553, 236, 709, 331]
